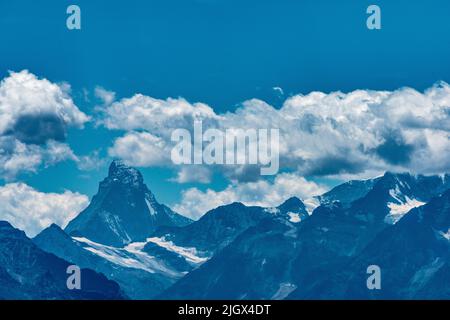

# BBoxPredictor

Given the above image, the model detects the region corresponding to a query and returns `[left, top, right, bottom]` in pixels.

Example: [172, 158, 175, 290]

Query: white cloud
[108, 131, 170, 167]
[0, 70, 89, 134]
[173, 173, 326, 220]
[0, 137, 77, 179]
[0, 183, 89, 237]
[0, 70, 89, 178]
[100, 82, 450, 182]
[100, 94, 218, 132]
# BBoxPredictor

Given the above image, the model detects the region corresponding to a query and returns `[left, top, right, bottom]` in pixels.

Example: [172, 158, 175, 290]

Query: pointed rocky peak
[278, 197, 307, 214]
[274, 197, 309, 223]
[0, 221, 28, 241]
[65, 161, 192, 246]
[47, 223, 64, 232]
[33, 223, 70, 242]
[106, 160, 145, 189]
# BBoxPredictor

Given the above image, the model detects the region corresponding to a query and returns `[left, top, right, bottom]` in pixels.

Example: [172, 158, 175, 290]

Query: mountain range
[1, 161, 449, 299]
[65, 160, 192, 246]
[0, 221, 124, 299]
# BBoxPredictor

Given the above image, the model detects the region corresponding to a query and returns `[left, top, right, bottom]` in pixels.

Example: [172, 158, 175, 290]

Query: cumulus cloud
[100, 82, 450, 182]
[0, 183, 89, 237]
[0, 70, 88, 134]
[278, 84, 450, 177]
[173, 173, 326, 220]
[108, 131, 170, 167]
[0, 137, 77, 179]
[100, 94, 218, 132]
[0, 70, 89, 178]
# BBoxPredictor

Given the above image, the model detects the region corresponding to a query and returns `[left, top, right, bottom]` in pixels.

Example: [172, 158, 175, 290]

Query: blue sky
[0, 0, 450, 223]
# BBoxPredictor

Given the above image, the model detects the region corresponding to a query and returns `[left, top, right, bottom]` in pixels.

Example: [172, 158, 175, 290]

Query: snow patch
[287, 212, 301, 223]
[385, 196, 425, 225]
[439, 228, 450, 241]
[388, 186, 403, 203]
[145, 198, 156, 215]
[264, 207, 280, 215]
[73, 237, 183, 278]
[146, 237, 209, 264]
[304, 197, 320, 215]
[271, 283, 297, 300]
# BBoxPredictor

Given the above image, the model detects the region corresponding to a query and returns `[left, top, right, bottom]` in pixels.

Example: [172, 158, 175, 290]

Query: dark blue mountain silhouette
[160, 172, 450, 299]
[151, 196, 308, 255]
[34, 223, 192, 299]
[25, 167, 450, 300]
[0, 221, 125, 300]
[290, 188, 450, 299]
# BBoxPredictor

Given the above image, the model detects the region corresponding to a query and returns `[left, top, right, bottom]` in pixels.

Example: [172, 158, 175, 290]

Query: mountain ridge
[159, 172, 450, 299]
[0, 221, 125, 300]
[17, 168, 450, 300]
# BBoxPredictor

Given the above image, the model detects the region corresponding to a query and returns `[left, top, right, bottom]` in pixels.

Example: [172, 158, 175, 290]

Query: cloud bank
[2, 70, 448, 228]
[173, 173, 326, 220]
[100, 83, 450, 183]
[0, 183, 89, 237]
